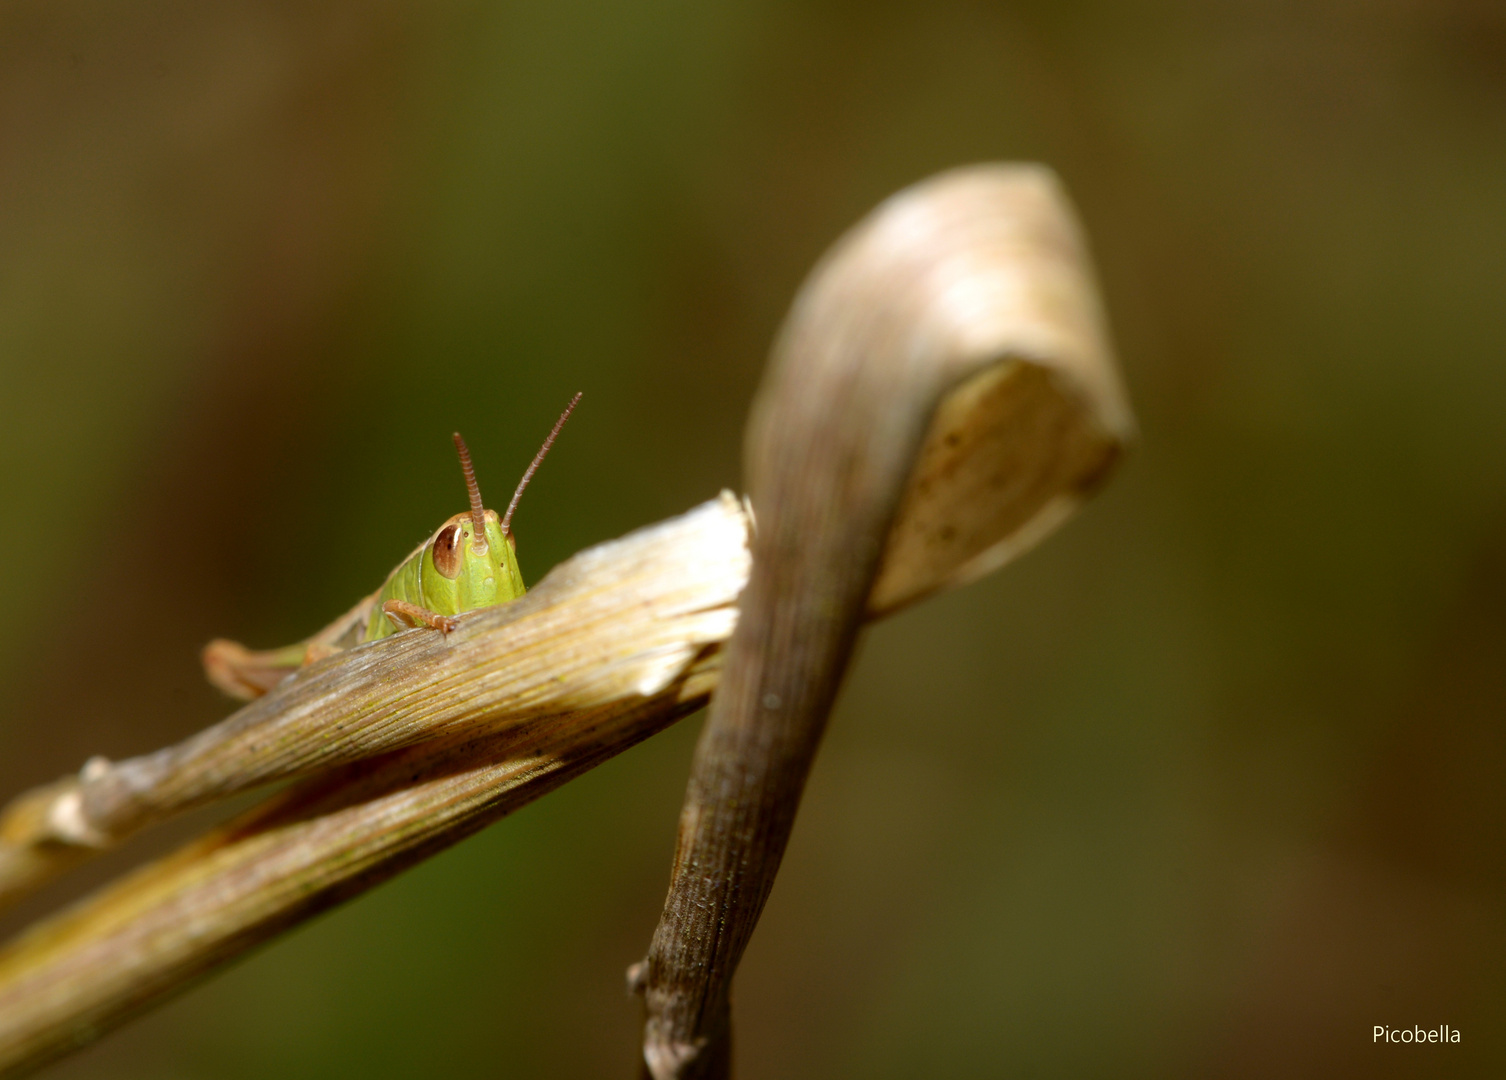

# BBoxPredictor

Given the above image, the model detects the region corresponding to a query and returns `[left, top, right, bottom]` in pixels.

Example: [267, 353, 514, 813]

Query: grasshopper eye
[432, 523, 464, 579]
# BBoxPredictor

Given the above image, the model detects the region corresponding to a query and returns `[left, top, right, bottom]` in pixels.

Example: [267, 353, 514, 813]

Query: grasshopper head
[426, 402, 579, 616]
[423, 508, 523, 611]
[417, 434, 524, 611]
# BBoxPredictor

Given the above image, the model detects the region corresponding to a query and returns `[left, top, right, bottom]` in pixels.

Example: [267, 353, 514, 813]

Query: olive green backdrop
[2, 1, 1503, 1077]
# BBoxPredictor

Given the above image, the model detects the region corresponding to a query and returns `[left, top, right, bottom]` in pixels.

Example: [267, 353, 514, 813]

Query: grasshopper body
[204, 396, 580, 700]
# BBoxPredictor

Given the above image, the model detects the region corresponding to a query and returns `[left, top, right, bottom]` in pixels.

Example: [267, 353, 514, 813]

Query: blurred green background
[2, 1, 1504, 1076]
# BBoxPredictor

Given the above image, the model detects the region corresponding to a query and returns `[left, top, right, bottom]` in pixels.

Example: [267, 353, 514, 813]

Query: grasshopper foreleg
[381, 599, 459, 634]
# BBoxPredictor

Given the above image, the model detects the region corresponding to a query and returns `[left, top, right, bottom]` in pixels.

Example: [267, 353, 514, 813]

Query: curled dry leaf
[867, 165, 1133, 615]
[640, 163, 1133, 1079]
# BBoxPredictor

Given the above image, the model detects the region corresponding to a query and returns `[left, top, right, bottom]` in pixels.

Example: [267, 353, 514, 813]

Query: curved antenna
[502, 392, 582, 535]
[451, 432, 489, 555]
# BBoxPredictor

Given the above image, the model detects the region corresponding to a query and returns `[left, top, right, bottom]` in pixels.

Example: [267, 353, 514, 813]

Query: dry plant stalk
[0, 163, 1132, 1080]
[0, 496, 748, 913]
[635, 164, 1132, 1079]
[0, 497, 750, 1076]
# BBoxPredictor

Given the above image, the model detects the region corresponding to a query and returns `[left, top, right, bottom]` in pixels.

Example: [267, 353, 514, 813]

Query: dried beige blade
[0, 682, 718, 1078]
[867, 165, 1133, 616]
[641, 163, 1135, 1078]
[0, 495, 751, 912]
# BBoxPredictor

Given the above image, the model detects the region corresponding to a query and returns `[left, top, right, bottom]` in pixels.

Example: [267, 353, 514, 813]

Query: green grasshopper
[203, 394, 581, 700]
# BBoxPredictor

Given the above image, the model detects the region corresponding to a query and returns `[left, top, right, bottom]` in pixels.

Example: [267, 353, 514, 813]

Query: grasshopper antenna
[502, 392, 582, 536]
[451, 432, 489, 555]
